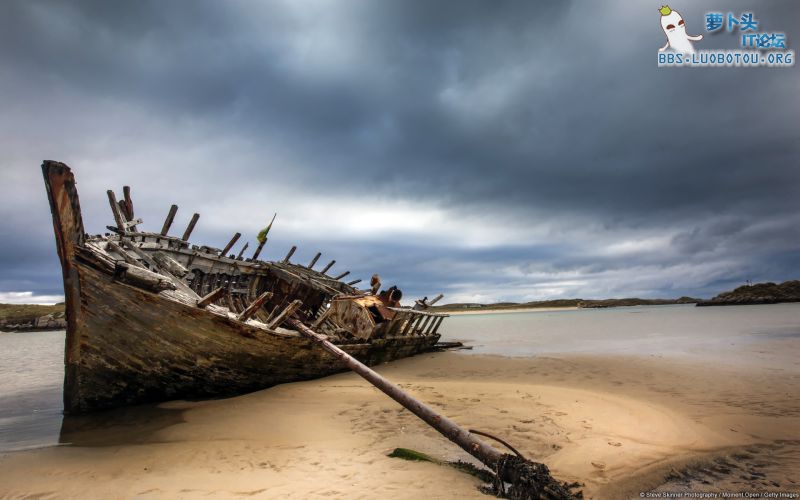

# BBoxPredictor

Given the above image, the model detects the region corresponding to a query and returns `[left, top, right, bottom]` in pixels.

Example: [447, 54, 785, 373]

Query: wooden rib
[431, 316, 445, 334]
[182, 213, 200, 241]
[333, 271, 350, 280]
[238, 291, 273, 322]
[311, 304, 334, 328]
[320, 260, 335, 274]
[282, 246, 297, 264]
[160, 205, 178, 236]
[196, 287, 225, 308]
[417, 315, 433, 335]
[106, 190, 127, 233]
[236, 242, 249, 260]
[346, 279, 361, 286]
[307, 252, 321, 269]
[221, 232, 241, 257]
[268, 299, 303, 330]
[252, 239, 266, 260]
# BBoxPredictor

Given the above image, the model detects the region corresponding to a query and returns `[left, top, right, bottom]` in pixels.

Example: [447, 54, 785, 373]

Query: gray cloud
[0, 0, 798, 303]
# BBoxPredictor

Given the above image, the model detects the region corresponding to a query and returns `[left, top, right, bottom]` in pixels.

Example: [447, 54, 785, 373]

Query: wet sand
[1, 348, 797, 499]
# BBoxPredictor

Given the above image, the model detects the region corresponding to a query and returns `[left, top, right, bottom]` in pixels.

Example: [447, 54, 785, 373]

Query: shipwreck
[42, 161, 447, 414]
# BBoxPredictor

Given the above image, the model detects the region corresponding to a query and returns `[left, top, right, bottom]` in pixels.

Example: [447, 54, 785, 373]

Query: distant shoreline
[446, 306, 579, 315]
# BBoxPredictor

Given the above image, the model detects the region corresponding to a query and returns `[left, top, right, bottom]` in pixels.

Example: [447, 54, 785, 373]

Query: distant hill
[433, 296, 700, 312]
[0, 303, 66, 331]
[696, 280, 800, 306]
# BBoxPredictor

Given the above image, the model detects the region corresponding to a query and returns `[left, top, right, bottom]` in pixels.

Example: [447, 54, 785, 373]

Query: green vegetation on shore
[433, 296, 699, 312]
[696, 280, 800, 306]
[0, 303, 66, 331]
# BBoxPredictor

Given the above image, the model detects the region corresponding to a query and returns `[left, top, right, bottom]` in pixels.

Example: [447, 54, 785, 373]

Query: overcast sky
[1, 1, 798, 305]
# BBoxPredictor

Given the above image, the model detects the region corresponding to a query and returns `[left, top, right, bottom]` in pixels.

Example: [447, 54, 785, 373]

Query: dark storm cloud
[0, 0, 798, 303]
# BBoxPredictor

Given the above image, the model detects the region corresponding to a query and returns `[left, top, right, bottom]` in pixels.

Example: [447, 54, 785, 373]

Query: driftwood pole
[287, 319, 575, 500]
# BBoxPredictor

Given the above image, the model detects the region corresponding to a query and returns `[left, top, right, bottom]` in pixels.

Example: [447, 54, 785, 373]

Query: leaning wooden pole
[287, 319, 575, 500]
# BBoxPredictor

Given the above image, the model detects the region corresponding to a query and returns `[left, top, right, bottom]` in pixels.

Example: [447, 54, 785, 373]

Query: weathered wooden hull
[43, 161, 441, 414]
[66, 261, 438, 413]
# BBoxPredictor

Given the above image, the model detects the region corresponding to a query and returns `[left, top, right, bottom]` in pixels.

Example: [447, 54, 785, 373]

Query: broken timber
[289, 319, 576, 500]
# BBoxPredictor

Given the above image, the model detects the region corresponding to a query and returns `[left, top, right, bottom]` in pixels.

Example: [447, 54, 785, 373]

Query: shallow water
[441, 303, 800, 367]
[1, 303, 798, 452]
[0, 330, 64, 452]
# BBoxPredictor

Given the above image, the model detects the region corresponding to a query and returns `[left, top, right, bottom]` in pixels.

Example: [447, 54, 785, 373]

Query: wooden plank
[307, 252, 321, 269]
[333, 271, 350, 280]
[122, 218, 143, 229]
[105, 240, 139, 265]
[282, 245, 297, 264]
[196, 287, 225, 308]
[106, 190, 127, 233]
[431, 316, 445, 334]
[181, 213, 200, 241]
[238, 291, 273, 322]
[346, 278, 362, 286]
[268, 299, 303, 330]
[121, 238, 199, 299]
[160, 204, 178, 236]
[320, 260, 335, 274]
[221, 232, 241, 257]
[113, 262, 176, 292]
[153, 251, 188, 278]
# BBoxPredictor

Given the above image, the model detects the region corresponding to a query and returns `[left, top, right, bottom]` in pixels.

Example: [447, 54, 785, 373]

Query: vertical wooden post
[431, 316, 445, 334]
[182, 213, 200, 241]
[122, 186, 134, 218]
[282, 246, 297, 264]
[160, 205, 178, 236]
[236, 242, 249, 260]
[252, 239, 266, 260]
[221, 232, 241, 257]
[320, 260, 335, 274]
[308, 252, 321, 269]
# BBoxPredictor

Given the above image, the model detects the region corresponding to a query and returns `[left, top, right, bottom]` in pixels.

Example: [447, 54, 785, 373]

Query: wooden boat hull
[66, 262, 438, 413]
[43, 161, 441, 414]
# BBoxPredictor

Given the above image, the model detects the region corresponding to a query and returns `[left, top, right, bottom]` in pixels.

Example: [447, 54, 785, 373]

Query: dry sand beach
[1, 342, 798, 499]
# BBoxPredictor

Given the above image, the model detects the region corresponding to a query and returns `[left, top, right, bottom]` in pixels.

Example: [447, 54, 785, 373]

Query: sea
[1, 303, 798, 453]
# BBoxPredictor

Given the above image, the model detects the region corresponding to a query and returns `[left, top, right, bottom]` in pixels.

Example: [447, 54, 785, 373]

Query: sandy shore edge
[1, 351, 797, 499]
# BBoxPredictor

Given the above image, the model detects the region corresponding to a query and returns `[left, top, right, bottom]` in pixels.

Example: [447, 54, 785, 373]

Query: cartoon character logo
[658, 5, 703, 54]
